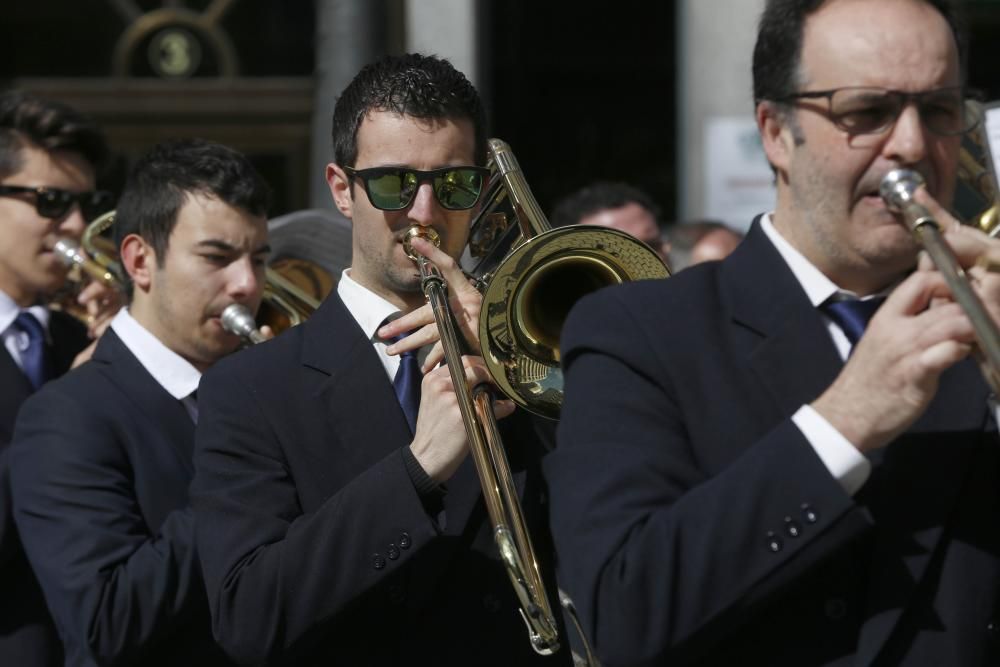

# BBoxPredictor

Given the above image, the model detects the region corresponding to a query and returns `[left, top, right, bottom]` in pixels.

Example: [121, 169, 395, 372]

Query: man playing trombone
[548, 0, 1000, 664]
[9, 138, 270, 666]
[190, 53, 568, 665]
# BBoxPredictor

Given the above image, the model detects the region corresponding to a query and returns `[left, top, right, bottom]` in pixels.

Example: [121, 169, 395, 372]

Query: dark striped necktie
[13, 311, 50, 391]
[389, 330, 421, 434]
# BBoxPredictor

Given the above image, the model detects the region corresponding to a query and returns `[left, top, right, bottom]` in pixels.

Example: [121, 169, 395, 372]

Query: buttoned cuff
[792, 404, 872, 496]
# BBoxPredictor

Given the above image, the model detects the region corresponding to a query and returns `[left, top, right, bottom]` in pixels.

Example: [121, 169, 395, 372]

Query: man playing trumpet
[9, 138, 270, 666]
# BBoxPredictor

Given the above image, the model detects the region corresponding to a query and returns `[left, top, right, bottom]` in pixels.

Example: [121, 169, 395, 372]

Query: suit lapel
[93, 330, 195, 471]
[302, 295, 419, 478]
[0, 349, 32, 446]
[301, 294, 489, 542]
[722, 222, 844, 415]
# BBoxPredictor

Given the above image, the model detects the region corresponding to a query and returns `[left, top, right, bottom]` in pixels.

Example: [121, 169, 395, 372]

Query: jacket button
[765, 531, 783, 553]
[372, 553, 386, 570]
[824, 597, 847, 621]
[801, 503, 819, 524]
[987, 619, 998, 637]
[784, 516, 802, 538]
[387, 544, 400, 560]
[483, 594, 501, 613]
[399, 532, 411, 549]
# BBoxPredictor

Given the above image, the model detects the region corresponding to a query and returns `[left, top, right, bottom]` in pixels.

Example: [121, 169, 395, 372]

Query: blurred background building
[4, 0, 999, 230]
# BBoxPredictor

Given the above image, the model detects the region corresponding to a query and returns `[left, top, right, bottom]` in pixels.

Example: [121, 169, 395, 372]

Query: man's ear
[326, 163, 354, 219]
[757, 101, 795, 177]
[119, 233, 155, 293]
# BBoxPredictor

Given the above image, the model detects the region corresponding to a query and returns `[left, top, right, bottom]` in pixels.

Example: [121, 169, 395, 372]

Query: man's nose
[882, 103, 929, 166]
[406, 182, 440, 226]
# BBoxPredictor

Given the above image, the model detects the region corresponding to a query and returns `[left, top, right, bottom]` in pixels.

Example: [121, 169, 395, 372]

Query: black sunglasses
[772, 86, 979, 137]
[0, 185, 114, 221]
[344, 166, 490, 211]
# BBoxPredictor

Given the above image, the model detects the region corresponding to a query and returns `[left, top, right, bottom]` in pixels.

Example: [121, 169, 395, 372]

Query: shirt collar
[0, 289, 52, 341]
[110, 308, 201, 399]
[759, 213, 847, 307]
[337, 269, 405, 341]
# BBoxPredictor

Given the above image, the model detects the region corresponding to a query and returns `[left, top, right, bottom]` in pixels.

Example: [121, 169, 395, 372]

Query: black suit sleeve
[9, 387, 204, 665]
[546, 288, 871, 665]
[191, 365, 443, 665]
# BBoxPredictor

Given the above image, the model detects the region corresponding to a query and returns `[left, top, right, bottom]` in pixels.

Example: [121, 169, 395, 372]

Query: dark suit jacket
[547, 221, 1000, 666]
[0, 310, 87, 667]
[8, 328, 229, 667]
[191, 292, 569, 666]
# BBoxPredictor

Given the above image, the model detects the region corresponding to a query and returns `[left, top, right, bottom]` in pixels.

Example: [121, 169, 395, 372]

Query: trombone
[880, 168, 1000, 395]
[404, 138, 669, 658]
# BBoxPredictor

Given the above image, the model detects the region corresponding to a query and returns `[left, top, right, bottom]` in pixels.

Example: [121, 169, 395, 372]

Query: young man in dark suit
[0, 90, 115, 667]
[549, 0, 1000, 665]
[190, 53, 568, 665]
[9, 138, 271, 667]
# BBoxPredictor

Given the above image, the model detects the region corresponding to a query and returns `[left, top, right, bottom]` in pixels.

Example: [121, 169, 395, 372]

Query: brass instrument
[955, 99, 1000, 236]
[405, 138, 669, 658]
[49, 210, 124, 322]
[880, 169, 1000, 394]
[220, 303, 267, 344]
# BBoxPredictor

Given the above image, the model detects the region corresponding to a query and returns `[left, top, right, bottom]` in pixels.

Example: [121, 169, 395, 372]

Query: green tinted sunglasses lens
[367, 171, 417, 209]
[434, 169, 484, 210]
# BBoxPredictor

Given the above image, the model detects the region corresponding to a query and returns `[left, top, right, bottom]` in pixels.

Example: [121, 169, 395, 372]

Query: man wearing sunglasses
[548, 0, 1000, 665]
[190, 54, 567, 665]
[0, 90, 113, 667]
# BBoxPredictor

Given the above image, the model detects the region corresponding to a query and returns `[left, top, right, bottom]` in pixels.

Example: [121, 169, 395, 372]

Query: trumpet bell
[480, 225, 670, 420]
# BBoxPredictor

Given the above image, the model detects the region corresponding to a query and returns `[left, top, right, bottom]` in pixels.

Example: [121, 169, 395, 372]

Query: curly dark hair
[331, 53, 487, 168]
[752, 0, 967, 108]
[0, 89, 109, 178]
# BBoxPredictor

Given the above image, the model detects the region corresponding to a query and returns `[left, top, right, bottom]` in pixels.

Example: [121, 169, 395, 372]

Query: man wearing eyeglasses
[548, 0, 1000, 665]
[0, 90, 115, 667]
[189, 53, 566, 665]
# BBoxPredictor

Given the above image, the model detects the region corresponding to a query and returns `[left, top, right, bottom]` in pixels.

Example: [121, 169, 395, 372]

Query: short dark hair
[551, 181, 662, 228]
[0, 89, 109, 179]
[331, 53, 487, 169]
[114, 138, 271, 274]
[752, 0, 967, 107]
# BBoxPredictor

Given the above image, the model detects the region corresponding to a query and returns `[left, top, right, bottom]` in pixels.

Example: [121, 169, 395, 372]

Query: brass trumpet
[405, 138, 669, 658]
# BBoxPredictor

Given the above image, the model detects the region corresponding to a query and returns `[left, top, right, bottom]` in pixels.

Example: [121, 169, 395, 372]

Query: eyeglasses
[344, 166, 490, 211]
[0, 185, 114, 221]
[773, 86, 979, 136]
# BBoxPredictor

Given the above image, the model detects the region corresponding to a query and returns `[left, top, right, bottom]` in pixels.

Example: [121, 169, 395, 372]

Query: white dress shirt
[0, 289, 51, 373]
[337, 269, 429, 382]
[759, 214, 875, 496]
[110, 308, 201, 422]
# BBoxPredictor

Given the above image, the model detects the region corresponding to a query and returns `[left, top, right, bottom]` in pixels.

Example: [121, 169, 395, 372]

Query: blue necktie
[13, 311, 49, 391]
[390, 331, 422, 434]
[822, 297, 886, 348]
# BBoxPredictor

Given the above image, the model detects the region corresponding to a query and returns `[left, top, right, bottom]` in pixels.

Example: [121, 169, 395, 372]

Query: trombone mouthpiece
[402, 226, 441, 261]
[221, 303, 266, 344]
[879, 169, 926, 213]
